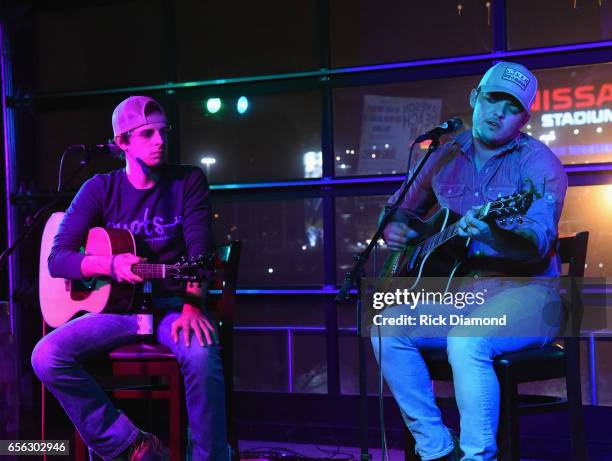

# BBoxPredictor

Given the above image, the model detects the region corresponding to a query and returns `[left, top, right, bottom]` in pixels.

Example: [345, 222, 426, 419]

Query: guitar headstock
[166, 254, 214, 282]
[479, 179, 540, 225]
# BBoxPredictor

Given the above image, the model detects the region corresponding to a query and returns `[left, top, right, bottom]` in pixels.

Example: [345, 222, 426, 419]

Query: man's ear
[469, 88, 478, 109]
[520, 112, 531, 129]
[115, 135, 128, 151]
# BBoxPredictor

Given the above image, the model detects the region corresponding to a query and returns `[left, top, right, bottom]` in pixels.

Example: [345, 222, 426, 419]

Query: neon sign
[532, 83, 612, 128]
[532, 84, 612, 112]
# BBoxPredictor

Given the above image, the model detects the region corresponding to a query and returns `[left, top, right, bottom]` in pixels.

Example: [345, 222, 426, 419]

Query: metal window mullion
[492, 0, 508, 53]
[322, 88, 340, 395]
[15, 40, 611, 103]
[8, 166, 612, 203]
[161, 0, 181, 163]
[1, 22, 18, 341]
[319, 0, 340, 395]
[588, 334, 598, 405]
[1, 20, 21, 440]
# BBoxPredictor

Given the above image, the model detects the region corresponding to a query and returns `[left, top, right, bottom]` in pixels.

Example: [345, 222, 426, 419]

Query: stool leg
[147, 397, 153, 433]
[74, 429, 88, 461]
[168, 363, 185, 461]
[566, 344, 589, 461]
[497, 371, 519, 461]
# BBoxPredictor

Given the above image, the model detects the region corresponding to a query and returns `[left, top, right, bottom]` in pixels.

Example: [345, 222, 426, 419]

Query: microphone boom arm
[335, 136, 442, 301]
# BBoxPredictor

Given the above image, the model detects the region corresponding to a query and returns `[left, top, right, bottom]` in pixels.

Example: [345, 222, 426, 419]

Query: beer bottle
[136, 279, 154, 342]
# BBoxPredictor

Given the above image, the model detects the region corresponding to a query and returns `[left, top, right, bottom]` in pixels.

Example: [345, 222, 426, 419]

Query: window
[234, 300, 328, 393]
[34, 106, 124, 192]
[331, 0, 492, 68]
[35, 1, 166, 93]
[335, 195, 390, 284]
[559, 184, 612, 278]
[212, 198, 324, 287]
[333, 62, 612, 177]
[507, 0, 612, 50]
[175, 0, 320, 81]
[333, 75, 476, 177]
[529, 63, 612, 165]
[180, 92, 322, 183]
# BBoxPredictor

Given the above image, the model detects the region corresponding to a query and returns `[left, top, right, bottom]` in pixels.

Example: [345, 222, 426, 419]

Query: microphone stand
[0, 146, 113, 453]
[335, 136, 441, 460]
[0, 147, 96, 278]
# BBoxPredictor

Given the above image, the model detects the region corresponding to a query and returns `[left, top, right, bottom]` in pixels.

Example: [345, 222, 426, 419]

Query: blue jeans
[371, 284, 561, 461]
[31, 307, 228, 461]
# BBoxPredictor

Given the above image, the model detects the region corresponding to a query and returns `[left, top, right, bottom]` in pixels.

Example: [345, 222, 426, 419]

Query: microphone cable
[377, 322, 390, 461]
[378, 138, 418, 461]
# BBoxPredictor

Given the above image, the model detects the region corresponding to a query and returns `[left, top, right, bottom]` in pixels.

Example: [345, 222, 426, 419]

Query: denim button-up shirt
[388, 130, 568, 277]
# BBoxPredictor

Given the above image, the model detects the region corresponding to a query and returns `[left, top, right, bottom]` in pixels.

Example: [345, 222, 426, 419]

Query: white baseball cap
[112, 96, 167, 136]
[477, 62, 538, 113]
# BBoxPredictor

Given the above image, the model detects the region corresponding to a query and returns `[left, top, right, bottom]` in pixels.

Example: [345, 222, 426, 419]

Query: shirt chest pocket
[484, 186, 516, 202]
[435, 183, 465, 213]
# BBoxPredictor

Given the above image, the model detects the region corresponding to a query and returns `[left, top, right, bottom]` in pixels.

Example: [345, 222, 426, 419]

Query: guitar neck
[422, 202, 492, 254]
[422, 221, 461, 254]
[132, 263, 169, 280]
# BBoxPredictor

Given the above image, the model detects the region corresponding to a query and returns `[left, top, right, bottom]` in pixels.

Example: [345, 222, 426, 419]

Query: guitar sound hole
[70, 279, 96, 301]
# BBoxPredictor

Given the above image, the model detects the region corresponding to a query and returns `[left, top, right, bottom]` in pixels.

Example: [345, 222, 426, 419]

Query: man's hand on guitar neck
[456, 208, 494, 244]
[457, 207, 539, 260]
[81, 253, 145, 284]
[383, 222, 419, 251]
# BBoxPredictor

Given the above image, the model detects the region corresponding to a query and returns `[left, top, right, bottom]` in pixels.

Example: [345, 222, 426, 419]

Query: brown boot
[440, 431, 462, 461]
[430, 431, 461, 461]
[126, 432, 164, 461]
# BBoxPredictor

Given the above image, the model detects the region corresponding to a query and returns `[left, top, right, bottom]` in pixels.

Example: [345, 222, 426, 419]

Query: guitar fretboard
[422, 222, 461, 254]
[422, 202, 492, 254]
[132, 264, 167, 279]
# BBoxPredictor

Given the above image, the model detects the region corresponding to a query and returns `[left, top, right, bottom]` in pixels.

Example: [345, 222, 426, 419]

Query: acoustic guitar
[39, 212, 207, 327]
[379, 183, 538, 291]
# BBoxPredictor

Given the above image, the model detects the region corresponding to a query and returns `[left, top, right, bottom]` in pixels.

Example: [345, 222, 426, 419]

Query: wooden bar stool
[74, 241, 241, 461]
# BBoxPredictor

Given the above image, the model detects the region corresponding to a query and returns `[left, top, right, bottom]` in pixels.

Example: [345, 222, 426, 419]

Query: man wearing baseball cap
[373, 63, 568, 460]
[32, 96, 228, 460]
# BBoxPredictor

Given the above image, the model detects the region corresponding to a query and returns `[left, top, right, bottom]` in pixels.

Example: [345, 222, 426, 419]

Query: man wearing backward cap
[32, 96, 228, 461]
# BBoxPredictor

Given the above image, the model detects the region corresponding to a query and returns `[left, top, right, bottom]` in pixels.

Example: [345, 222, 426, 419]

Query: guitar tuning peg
[517, 217, 523, 224]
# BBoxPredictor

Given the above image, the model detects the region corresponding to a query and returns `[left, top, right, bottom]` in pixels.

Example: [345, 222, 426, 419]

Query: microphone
[414, 117, 463, 143]
[67, 144, 124, 158]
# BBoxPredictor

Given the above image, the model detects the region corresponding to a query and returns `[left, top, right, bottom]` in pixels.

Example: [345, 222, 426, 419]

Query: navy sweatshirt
[48, 164, 212, 296]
